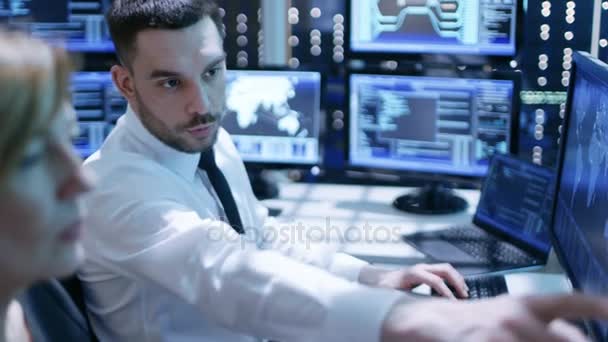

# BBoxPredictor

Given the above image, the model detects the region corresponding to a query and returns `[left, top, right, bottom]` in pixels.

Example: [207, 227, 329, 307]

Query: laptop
[402, 153, 555, 275]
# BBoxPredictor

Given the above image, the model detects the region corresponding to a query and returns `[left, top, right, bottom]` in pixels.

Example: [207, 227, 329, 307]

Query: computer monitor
[348, 72, 519, 214]
[348, 0, 519, 56]
[550, 51, 608, 341]
[223, 69, 322, 166]
[71, 72, 126, 157]
[1, 0, 113, 52]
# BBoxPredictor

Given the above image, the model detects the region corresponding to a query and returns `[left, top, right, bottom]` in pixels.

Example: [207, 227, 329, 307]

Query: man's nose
[187, 84, 211, 115]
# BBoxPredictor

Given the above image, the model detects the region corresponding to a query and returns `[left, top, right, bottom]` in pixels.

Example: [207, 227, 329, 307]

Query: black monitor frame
[548, 51, 608, 341]
[223, 66, 326, 170]
[344, 68, 521, 184]
[345, 0, 525, 63]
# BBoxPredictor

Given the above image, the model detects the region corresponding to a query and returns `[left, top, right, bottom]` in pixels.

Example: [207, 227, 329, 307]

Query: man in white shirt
[79, 0, 608, 341]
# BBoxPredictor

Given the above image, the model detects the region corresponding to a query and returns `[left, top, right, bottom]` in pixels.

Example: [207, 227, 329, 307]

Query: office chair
[18, 277, 98, 342]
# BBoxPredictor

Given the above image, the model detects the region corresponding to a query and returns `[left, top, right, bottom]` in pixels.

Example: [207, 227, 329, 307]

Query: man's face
[119, 17, 226, 153]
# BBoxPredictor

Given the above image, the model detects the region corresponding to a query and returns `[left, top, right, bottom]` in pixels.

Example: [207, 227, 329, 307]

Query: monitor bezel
[548, 51, 608, 341]
[224, 67, 326, 170]
[344, 69, 521, 182]
[345, 0, 525, 60]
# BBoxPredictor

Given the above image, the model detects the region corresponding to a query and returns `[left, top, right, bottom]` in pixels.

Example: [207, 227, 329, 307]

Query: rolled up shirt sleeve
[85, 199, 403, 342]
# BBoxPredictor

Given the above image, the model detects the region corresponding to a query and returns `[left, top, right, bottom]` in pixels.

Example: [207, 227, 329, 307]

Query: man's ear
[111, 64, 136, 102]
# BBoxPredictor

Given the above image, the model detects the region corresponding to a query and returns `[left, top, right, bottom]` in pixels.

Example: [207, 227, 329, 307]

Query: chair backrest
[18, 278, 98, 342]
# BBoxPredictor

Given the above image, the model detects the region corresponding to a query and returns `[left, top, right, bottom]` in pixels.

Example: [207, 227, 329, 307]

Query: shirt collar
[121, 105, 200, 182]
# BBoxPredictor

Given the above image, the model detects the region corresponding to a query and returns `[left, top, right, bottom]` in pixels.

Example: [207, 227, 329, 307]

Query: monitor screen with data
[349, 0, 518, 56]
[223, 70, 322, 165]
[71, 72, 126, 157]
[475, 154, 554, 254]
[0, 0, 114, 52]
[551, 52, 608, 341]
[348, 73, 517, 177]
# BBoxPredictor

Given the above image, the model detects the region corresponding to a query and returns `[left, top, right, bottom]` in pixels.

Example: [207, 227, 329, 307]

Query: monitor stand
[247, 169, 283, 217]
[392, 182, 468, 215]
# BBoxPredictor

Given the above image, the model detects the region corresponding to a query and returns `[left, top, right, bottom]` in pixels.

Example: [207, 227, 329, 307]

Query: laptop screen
[474, 154, 554, 254]
[551, 52, 608, 340]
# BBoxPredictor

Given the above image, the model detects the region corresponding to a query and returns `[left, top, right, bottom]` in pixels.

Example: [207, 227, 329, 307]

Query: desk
[262, 183, 481, 266]
[263, 183, 572, 305]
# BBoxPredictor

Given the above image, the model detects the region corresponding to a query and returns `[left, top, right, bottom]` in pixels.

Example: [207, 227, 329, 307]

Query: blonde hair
[0, 31, 72, 181]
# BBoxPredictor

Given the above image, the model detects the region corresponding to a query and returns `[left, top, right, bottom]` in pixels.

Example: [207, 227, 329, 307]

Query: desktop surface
[262, 182, 479, 264]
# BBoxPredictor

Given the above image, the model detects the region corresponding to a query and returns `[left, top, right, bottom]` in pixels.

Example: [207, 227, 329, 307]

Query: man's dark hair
[106, 0, 224, 68]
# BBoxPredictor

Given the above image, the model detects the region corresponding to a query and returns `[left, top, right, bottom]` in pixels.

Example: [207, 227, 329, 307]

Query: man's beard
[134, 91, 222, 153]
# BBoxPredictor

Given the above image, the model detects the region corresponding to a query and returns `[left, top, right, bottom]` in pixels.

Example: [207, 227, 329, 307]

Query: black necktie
[199, 149, 245, 234]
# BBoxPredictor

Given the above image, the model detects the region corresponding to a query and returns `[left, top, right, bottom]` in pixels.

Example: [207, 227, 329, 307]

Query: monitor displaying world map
[223, 70, 322, 165]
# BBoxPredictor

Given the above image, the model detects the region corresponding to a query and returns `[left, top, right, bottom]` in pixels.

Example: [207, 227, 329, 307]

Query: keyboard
[436, 226, 537, 266]
[432, 274, 509, 300]
[465, 274, 509, 299]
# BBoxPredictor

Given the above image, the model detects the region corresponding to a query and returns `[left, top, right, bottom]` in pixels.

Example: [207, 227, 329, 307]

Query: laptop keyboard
[465, 274, 509, 299]
[437, 226, 537, 266]
[432, 274, 509, 300]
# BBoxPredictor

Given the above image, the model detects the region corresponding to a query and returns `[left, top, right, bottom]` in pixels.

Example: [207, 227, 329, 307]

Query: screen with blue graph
[223, 70, 322, 165]
[552, 52, 608, 341]
[0, 0, 113, 52]
[349, 0, 518, 56]
[348, 74, 516, 177]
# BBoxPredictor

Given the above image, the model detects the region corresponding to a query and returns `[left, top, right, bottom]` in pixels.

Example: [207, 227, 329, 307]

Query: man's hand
[359, 263, 468, 299]
[381, 293, 608, 342]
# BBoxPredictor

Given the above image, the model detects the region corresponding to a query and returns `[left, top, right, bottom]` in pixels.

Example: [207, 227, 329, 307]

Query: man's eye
[204, 68, 220, 79]
[162, 79, 181, 89]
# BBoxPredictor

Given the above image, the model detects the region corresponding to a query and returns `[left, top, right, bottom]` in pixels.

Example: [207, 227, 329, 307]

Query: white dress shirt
[79, 107, 403, 342]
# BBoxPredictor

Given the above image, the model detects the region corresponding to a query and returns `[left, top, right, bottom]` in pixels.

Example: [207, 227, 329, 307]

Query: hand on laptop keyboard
[359, 263, 469, 299]
[431, 274, 508, 300]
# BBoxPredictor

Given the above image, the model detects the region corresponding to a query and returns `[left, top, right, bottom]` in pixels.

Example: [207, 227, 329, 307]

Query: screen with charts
[223, 70, 321, 165]
[552, 53, 608, 340]
[349, 0, 518, 56]
[475, 155, 554, 253]
[71, 72, 126, 157]
[0, 0, 113, 52]
[348, 74, 515, 177]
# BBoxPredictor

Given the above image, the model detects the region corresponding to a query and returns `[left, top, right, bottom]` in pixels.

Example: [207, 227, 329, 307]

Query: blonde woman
[0, 31, 92, 341]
